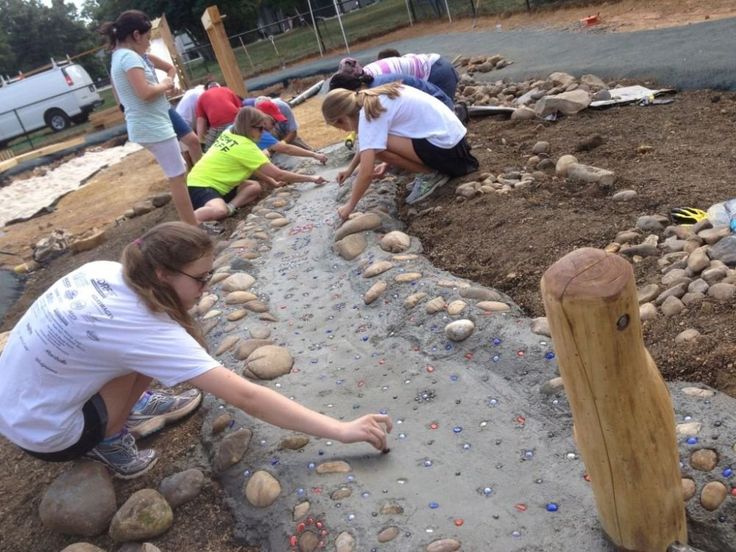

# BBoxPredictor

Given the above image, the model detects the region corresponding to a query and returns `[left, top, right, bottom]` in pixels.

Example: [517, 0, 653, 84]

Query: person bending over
[0, 222, 391, 479]
[322, 83, 478, 219]
[187, 107, 326, 223]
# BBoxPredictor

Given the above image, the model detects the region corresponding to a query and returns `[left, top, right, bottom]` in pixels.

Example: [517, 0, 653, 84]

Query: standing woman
[0, 222, 391, 479]
[100, 10, 196, 225]
[322, 83, 478, 219]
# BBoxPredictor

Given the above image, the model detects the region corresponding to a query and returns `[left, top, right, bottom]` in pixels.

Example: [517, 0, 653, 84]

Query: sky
[39, 0, 86, 11]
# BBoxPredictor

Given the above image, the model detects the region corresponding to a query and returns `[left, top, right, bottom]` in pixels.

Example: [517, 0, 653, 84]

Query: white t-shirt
[175, 85, 205, 129]
[0, 261, 218, 453]
[363, 53, 441, 81]
[111, 48, 174, 144]
[358, 85, 466, 152]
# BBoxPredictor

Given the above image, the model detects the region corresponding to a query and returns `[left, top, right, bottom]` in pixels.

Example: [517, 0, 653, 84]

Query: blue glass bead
[546, 502, 559, 512]
[429, 501, 439, 509]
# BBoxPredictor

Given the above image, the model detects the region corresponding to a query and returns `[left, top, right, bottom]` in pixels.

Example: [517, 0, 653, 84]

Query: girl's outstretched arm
[191, 366, 392, 450]
[338, 148, 376, 220]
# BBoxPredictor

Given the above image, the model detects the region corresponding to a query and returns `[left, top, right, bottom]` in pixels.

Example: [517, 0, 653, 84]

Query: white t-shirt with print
[363, 53, 441, 81]
[358, 85, 466, 152]
[0, 261, 218, 453]
[175, 85, 205, 129]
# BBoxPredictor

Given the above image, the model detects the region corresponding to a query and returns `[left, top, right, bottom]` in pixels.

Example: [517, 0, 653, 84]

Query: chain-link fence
[179, 0, 582, 83]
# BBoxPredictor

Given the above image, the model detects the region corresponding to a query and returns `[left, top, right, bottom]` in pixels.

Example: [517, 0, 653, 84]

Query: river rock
[612, 190, 637, 201]
[380, 502, 404, 515]
[270, 217, 289, 227]
[682, 387, 716, 398]
[225, 291, 258, 304]
[541, 377, 564, 395]
[159, 469, 205, 509]
[426, 538, 462, 552]
[298, 530, 320, 551]
[244, 470, 281, 508]
[293, 501, 310, 520]
[636, 215, 665, 233]
[687, 278, 709, 294]
[425, 296, 446, 314]
[404, 292, 427, 309]
[246, 345, 293, 379]
[316, 460, 352, 474]
[39, 462, 116, 537]
[243, 300, 269, 313]
[395, 272, 422, 283]
[702, 265, 728, 284]
[211, 413, 233, 434]
[476, 300, 510, 312]
[380, 231, 411, 253]
[535, 89, 590, 116]
[682, 479, 696, 501]
[445, 319, 475, 341]
[335, 233, 367, 260]
[215, 335, 240, 356]
[637, 283, 660, 303]
[202, 309, 221, 320]
[330, 486, 352, 500]
[365, 280, 388, 304]
[700, 481, 728, 511]
[117, 543, 163, 552]
[214, 428, 253, 472]
[197, 294, 218, 315]
[567, 163, 615, 187]
[335, 531, 356, 552]
[531, 317, 551, 336]
[708, 282, 736, 301]
[690, 448, 718, 471]
[109, 489, 173, 542]
[221, 273, 256, 291]
[334, 213, 382, 241]
[708, 235, 736, 265]
[60, 544, 106, 552]
[639, 302, 657, 321]
[555, 155, 578, 177]
[459, 286, 501, 301]
[235, 339, 273, 360]
[687, 247, 710, 273]
[660, 296, 684, 316]
[364, 260, 394, 278]
[279, 434, 310, 450]
[227, 309, 248, 321]
[377, 526, 400, 543]
[699, 227, 730, 245]
[675, 328, 701, 344]
[676, 422, 702, 436]
[661, 269, 687, 287]
[446, 300, 467, 315]
[531, 141, 550, 155]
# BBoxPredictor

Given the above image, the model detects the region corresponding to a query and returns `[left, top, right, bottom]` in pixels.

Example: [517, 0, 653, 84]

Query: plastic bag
[706, 198, 736, 230]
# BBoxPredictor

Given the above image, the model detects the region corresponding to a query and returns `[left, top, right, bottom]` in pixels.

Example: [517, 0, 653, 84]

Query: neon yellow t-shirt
[187, 130, 269, 195]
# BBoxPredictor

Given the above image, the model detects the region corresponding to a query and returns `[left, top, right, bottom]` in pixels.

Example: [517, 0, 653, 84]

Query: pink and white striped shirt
[363, 53, 441, 81]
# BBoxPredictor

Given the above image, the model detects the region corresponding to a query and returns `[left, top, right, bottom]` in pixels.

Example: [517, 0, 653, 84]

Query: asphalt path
[246, 17, 736, 92]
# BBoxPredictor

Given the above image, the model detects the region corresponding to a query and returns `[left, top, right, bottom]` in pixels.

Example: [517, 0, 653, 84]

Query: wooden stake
[540, 247, 687, 552]
[201, 6, 247, 97]
[151, 14, 190, 90]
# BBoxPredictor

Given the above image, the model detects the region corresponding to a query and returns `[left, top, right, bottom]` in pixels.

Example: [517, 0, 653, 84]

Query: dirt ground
[2, 1, 736, 551]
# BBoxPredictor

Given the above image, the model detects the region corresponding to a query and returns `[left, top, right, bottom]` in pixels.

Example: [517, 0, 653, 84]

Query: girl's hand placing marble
[339, 414, 393, 451]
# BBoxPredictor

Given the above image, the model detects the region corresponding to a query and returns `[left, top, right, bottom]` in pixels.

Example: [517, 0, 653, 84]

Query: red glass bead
[296, 522, 305, 533]
[430, 422, 439, 430]
[289, 535, 297, 547]
[454, 518, 464, 527]
[305, 517, 314, 525]
[426, 365, 435, 373]
[515, 503, 527, 512]
[515, 415, 526, 426]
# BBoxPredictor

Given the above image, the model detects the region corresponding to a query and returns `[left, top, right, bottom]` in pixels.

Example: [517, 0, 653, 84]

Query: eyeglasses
[175, 269, 214, 286]
[253, 125, 265, 132]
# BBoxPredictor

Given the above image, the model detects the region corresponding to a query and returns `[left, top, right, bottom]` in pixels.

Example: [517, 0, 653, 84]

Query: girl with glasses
[187, 107, 327, 224]
[0, 222, 392, 478]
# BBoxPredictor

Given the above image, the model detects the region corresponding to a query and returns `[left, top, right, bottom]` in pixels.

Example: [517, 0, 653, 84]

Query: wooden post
[540, 248, 687, 552]
[201, 5, 247, 97]
[151, 14, 191, 90]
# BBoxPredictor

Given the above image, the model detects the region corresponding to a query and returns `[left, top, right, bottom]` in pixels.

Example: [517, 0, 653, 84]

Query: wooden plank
[541, 247, 687, 551]
[0, 136, 86, 173]
[201, 6, 247, 97]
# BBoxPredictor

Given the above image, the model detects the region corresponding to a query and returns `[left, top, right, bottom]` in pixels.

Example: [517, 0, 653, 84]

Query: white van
[0, 59, 102, 147]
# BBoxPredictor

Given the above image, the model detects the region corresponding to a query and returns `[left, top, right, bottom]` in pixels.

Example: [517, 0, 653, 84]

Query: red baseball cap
[255, 100, 287, 122]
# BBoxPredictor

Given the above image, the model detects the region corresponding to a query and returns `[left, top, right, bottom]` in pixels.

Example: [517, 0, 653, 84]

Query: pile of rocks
[453, 54, 512, 74]
[453, 141, 617, 201]
[455, 71, 614, 119]
[607, 211, 736, 336]
[46, 463, 205, 551]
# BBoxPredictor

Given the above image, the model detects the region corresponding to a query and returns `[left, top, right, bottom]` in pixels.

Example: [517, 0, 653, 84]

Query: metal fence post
[237, 36, 256, 71]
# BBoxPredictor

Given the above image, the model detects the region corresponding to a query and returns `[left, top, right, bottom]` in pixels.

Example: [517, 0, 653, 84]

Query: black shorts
[412, 136, 479, 177]
[188, 186, 237, 210]
[22, 393, 108, 462]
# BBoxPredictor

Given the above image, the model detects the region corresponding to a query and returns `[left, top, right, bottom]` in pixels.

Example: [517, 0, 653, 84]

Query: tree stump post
[540, 247, 687, 551]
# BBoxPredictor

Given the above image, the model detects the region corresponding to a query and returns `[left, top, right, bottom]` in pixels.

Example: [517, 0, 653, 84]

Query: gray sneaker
[405, 172, 450, 204]
[84, 430, 158, 479]
[127, 389, 202, 439]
